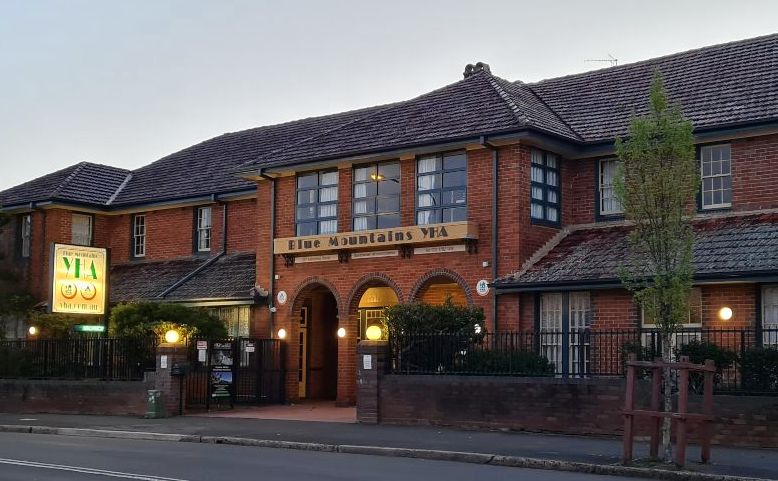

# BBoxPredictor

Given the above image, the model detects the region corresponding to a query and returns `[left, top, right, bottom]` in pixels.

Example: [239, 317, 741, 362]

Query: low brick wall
[373, 374, 778, 448]
[0, 374, 155, 416]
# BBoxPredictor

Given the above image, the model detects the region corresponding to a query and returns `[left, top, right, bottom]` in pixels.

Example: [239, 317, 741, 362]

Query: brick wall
[731, 134, 778, 212]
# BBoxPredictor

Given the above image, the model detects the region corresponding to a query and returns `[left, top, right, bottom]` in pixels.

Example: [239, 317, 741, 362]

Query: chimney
[463, 62, 491, 78]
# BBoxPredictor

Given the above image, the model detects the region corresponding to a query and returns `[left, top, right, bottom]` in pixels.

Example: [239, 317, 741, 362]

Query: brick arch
[345, 272, 405, 314]
[287, 276, 345, 319]
[408, 268, 474, 305]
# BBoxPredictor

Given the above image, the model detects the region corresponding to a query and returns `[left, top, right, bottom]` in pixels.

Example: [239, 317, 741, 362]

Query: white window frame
[71, 213, 93, 246]
[20, 214, 31, 258]
[132, 214, 146, 258]
[762, 285, 778, 346]
[641, 287, 703, 357]
[196, 207, 212, 252]
[700, 144, 732, 210]
[599, 158, 623, 216]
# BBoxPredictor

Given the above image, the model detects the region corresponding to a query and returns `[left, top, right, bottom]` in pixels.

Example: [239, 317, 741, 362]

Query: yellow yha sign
[274, 221, 478, 255]
[51, 244, 108, 315]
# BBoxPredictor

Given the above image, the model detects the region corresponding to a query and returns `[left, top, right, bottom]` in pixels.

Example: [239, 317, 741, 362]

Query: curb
[0, 424, 769, 481]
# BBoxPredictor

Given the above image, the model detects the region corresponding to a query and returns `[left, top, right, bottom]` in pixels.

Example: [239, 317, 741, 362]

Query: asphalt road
[0, 432, 639, 481]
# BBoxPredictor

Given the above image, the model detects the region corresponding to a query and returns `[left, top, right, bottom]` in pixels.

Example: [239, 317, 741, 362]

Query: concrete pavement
[0, 412, 776, 480]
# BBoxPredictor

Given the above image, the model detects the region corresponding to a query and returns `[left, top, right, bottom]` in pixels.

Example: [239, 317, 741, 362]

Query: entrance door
[298, 307, 308, 399]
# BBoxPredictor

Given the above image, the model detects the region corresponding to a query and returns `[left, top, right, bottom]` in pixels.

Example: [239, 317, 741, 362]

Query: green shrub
[677, 340, 738, 392]
[741, 347, 778, 392]
[384, 299, 485, 338]
[457, 349, 555, 376]
[109, 302, 227, 340]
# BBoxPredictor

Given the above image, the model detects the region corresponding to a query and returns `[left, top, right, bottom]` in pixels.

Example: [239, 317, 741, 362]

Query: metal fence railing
[0, 337, 157, 381]
[390, 329, 778, 394]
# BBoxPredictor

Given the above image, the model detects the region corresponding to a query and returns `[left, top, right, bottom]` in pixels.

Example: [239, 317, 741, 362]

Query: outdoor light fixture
[28, 326, 38, 336]
[337, 327, 346, 338]
[164, 329, 181, 344]
[365, 325, 382, 341]
[718, 307, 733, 321]
[277, 328, 287, 339]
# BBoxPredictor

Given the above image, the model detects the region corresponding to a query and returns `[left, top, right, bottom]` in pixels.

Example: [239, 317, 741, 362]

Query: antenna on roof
[584, 53, 618, 67]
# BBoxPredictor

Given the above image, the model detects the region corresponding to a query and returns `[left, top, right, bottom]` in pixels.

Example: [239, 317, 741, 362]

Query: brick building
[1, 34, 777, 405]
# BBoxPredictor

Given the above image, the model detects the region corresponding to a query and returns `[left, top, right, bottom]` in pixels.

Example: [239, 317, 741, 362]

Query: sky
[0, 0, 776, 190]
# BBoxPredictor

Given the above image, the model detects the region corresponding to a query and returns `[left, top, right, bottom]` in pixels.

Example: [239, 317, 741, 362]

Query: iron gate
[186, 338, 284, 409]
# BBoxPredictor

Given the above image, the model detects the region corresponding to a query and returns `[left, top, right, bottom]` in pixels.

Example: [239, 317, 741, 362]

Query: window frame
[18, 214, 32, 259]
[530, 149, 561, 226]
[132, 214, 146, 258]
[71, 213, 94, 247]
[415, 150, 468, 226]
[762, 285, 778, 347]
[195, 207, 212, 253]
[597, 158, 624, 217]
[352, 161, 401, 231]
[699, 143, 732, 211]
[295, 169, 339, 236]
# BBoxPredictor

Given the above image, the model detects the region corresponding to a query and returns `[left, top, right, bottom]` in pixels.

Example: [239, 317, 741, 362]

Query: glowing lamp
[337, 327, 346, 338]
[365, 325, 383, 341]
[28, 326, 39, 336]
[164, 329, 181, 344]
[718, 307, 733, 321]
[277, 328, 287, 339]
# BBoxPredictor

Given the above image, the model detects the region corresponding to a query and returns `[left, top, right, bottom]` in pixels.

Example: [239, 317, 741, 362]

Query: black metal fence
[0, 337, 157, 381]
[390, 328, 778, 394]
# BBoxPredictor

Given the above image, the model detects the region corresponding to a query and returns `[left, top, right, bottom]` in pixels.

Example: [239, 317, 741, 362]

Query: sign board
[245, 342, 255, 353]
[210, 342, 234, 399]
[51, 244, 108, 315]
[196, 340, 208, 350]
[414, 244, 466, 255]
[363, 354, 372, 370]
[476, 279, 490, 297]
[274, 222, 478, 255]
[351, 250, 399, 259]
[276, 290, 288, 305]
[74, 324, 105, 333]
[160, 355, 168, 369]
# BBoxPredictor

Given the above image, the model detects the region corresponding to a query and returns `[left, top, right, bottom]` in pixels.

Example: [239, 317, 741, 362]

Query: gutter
[156, 199, 228, 298]
[259, 168, 277, 338]
[480, 137, 499, 335]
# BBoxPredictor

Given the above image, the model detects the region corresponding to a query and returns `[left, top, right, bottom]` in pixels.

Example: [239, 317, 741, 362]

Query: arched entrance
[410, 269, 472, 306]
[347, 274, 403, 341]
[291, 283, 340, 400]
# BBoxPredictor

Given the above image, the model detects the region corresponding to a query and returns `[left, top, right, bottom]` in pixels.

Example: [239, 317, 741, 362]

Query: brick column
[356, 340, 389, 424]
[153, 343, 188, 417]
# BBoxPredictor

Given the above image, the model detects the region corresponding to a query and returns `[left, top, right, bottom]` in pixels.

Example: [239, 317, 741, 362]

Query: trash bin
[145, 389, 166, 418]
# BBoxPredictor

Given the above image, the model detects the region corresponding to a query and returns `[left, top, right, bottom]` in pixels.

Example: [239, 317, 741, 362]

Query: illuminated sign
[74, 324, 106, 333]
[51, 244, 108, 315]
[274, 222, 478, 255]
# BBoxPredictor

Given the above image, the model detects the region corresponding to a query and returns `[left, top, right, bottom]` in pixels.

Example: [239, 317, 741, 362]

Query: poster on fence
[209, 342, 234, 399]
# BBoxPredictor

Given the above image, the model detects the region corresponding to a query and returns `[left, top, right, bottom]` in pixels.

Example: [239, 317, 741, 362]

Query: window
[353, 162, 401, 231]
[296, 170, 338, 236]
[196, 207, 212, 252]
[641, 287, 703, 357]
[209, 306, 251, 338]
[599, 158, 623, 216]
[71, 214, 93, 246]
[539, 292, 591, 375]
[132, 215, 146, 258]
[530, 149, 560, 223]
[763, 286, 778, 346]
[700, 144, 732, 210]
[19, 214, 31, 258]
[416, 151, 467, 225]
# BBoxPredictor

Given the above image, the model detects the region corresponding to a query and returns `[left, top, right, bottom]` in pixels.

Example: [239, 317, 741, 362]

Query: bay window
[530, 149, 560, 223]
[296, 170, 338, 236]
[416, 151, 467, 225]
[353, 162, 400, 231]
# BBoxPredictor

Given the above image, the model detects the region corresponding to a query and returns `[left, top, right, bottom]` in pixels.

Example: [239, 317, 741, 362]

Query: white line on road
[0, 458, 190, 481]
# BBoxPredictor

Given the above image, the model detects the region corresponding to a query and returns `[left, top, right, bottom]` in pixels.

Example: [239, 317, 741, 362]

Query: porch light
[164, 329, 181, 344]
[28, 326, 38, 336]
[718, 307, 733, 321]
[337, 327, 346, 338]
[277, 328, 287, 339]
[365, 325, 382, 341]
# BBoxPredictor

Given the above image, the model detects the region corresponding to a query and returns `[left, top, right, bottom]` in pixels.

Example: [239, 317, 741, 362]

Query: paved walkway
[195, 401, 356, 423]
[0, 412, 776, 479]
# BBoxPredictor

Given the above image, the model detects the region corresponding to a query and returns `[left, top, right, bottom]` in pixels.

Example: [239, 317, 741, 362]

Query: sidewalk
[0, 412, 776, 480]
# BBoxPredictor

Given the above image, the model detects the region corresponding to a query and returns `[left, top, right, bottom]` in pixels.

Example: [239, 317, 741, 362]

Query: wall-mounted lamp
[164, 329, 181, 344]
[365, 325, 382, 341]
[718, 307, 733, 321]
[28, 326, 38, 336]
[277, 328, 287, 339]
[337, 327, 346, 338]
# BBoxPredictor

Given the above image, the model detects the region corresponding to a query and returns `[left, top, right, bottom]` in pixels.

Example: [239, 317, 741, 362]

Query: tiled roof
[109, 252, 257, 303]
[0, 162, 131, 208]
[496, 212, 778, 288]
[528, 33, 778, 142]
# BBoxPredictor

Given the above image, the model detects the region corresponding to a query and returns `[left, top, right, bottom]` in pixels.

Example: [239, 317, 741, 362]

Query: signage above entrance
[50, 244, 108, 315]
[274, 222, 478, 255]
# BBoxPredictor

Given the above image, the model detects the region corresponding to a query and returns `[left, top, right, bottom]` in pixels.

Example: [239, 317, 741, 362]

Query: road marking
[0, 458, 189, 481]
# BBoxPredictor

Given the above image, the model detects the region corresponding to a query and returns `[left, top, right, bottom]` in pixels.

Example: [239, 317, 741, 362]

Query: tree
[109, 302, 228, 340]
[614, 71, 698, 463]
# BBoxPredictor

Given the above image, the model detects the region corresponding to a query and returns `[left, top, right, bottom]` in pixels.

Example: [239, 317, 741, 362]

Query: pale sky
[1, 0, 776, 190]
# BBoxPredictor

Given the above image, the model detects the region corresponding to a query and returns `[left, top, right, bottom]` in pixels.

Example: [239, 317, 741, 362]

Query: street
[0, 432, 637, 481]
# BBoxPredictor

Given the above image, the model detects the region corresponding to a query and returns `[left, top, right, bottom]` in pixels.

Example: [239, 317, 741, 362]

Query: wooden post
[623, 354, 636, 464]
[701, 359, 715, 464]
[675, 356, 690, 467]
[649, 358, 662, 459]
